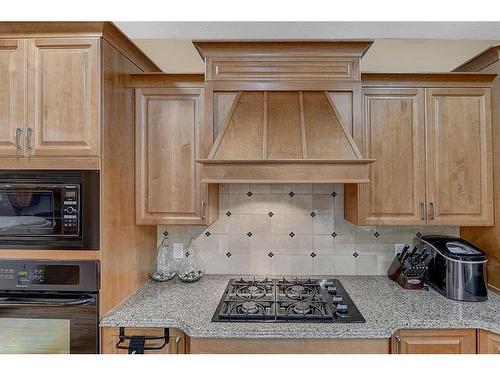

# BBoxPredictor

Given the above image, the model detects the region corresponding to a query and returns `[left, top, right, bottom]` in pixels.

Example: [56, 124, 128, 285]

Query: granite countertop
[100, 275, 500, 339]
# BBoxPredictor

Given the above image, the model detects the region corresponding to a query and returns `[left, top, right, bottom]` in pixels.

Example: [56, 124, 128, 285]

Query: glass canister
[177, 239, 205, 282]
[149, 235, 177, 282]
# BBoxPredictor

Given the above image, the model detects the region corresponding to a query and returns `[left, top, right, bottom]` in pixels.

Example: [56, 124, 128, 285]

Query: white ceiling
[115, 22, 500, 40]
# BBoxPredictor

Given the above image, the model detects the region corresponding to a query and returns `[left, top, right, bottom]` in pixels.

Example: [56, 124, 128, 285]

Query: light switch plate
[173, 243, 184, 259]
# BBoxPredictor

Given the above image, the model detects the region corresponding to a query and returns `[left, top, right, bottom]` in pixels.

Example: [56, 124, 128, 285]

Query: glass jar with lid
[177, 238, 205, 282]
[149, 234, 177, 282]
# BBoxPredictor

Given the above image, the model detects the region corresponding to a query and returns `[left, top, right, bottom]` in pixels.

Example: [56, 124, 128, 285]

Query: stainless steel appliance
[0, 260, 99, 353]
[213, 277, 365, 323]
[419, 235, 488, 302]
[0, 170, 99, 249]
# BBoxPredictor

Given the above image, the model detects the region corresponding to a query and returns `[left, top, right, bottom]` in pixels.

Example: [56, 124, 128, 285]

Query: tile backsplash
[158, 184, 459, 276]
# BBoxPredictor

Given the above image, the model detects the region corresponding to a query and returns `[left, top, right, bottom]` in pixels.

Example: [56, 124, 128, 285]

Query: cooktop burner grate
[213, 277, 365, 323]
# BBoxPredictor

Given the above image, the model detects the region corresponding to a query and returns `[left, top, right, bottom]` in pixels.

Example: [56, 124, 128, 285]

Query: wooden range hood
[195, 40, 375, 184]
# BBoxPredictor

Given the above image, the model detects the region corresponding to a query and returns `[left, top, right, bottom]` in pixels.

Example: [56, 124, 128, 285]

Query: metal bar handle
[175, 335, 182, 354]
[15, 128, 23, 150]
[395, 335, 401, 354]
[420, 202, 426, 220]
[429, 202, 435, 220]
[25, 127, 33, 150]
[201, 200, 207, 220]
[0, 295, 95, 308]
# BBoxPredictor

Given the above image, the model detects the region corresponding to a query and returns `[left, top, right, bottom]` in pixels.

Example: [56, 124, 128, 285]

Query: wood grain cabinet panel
[27, 38, 100, 157]
[101, 327, 186, 354]
[0, 39, 26, 157]
[135, 87, 215, 225]
[355, 88, 426, 225]
[187, 337, 390, 354]
[392, 329, 477, 354]
[426, 88, 493, 226]
[478, 330, 500, 354]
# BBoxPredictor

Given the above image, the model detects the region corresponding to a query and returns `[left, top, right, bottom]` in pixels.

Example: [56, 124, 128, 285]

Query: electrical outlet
[394, 243, 406, 255]
[173, 243, 184, 259]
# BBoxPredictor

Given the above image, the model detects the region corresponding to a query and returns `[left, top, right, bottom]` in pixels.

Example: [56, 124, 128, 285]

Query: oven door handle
[0, 294, 95, 308]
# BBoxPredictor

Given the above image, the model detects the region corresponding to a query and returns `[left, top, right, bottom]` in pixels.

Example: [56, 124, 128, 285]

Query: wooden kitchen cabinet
[187, 337, 390, 354]
[392, 329, 477, 354]
[0, 39, 26, 157]
[26, 38, 100, 157]
[346, 76, 494, 226]
[478, 330, 500, 354]
[346, 88, 426, 225]
[426, 88, 493, 226]
[0, 36, 100, 161]
[101, 327, 186, 354]
[135, 82, 218, 225]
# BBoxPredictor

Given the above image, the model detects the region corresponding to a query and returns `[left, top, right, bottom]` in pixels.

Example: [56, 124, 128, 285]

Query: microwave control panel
[62, 185, 80, 235]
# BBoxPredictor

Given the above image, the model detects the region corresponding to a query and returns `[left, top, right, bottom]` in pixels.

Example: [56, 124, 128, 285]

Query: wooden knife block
[387, 256, 425, 290]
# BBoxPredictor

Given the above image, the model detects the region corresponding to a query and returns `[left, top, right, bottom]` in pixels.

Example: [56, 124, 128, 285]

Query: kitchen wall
[158, 184, 458, 276]
[133, 39, 498, 74]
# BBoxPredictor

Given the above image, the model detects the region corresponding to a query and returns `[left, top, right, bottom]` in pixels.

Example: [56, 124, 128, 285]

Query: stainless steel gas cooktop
[213, 277, 365, 323]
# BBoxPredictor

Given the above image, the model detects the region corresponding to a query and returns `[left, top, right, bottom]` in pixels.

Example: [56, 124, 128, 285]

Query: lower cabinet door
[393, 329, 477, 354]
[100, 327, 186, 354]
[187, 338, 390, 354]
[478, 330, 500, 354]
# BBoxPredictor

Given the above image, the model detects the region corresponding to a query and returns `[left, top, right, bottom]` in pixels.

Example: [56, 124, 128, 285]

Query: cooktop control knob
[336, 304, 348, 314]
[332, 296, 343, 304]
[327, 286, 337, 294]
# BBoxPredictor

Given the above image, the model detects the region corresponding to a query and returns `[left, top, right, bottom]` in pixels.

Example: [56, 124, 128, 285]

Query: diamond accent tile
[185, 251, 190, 257]
[268, 211, 274, 217]
[247, 232, 253, 237]
[310, 252, 316, 258]
[374, 231, 380, 238]
[310, 212, 316, 217]
[247, 191, 253, 197]
[205, 231, 211, 237]
[353, 252, 359, 258]
[289, 232, 295, 238]
[162, 231, 169, 237]
[416, 232, 422, 238]
[226, 211, 232, 217]
[289, 192, 295, 197]
[226, 252, 232, 258]
[268, 252, 274, 258]
[331, 232, 337, 237]
[331, 192, 337, 197]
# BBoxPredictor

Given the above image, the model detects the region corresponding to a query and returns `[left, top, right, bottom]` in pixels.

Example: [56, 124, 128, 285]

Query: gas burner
[241, 301, 259, 314]
[284, 284, 315, 301]
[291, 301, 312, 315]
[236, 284, 267, 299]
[213, 278, 365, 323]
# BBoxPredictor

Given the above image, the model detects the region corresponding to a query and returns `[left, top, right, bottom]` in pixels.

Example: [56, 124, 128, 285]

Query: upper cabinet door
[359, 88, 426, 225]
[0, 39, 26, 157]
[426, 88, 493, 226]
[135, 87, 206, 225]
[27, 38, 100, 157]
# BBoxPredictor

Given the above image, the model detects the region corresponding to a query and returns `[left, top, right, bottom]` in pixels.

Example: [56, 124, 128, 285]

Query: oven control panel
[62, 185, 80, 235]
[0, 260, 99, 292]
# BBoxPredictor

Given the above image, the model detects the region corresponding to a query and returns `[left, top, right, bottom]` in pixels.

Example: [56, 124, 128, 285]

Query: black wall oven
[0, 260, 100, 354]
[0, 170, 99, 250]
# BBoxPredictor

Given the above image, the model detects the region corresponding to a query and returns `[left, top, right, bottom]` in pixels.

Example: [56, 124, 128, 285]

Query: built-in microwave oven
[0, 170, 99, 250]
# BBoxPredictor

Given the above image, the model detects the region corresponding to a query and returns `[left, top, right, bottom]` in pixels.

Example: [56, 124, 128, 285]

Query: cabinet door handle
[395, 335, 401, 354]
[15, 128, 23, 149]
[201, 201, 207, 220]
[420, 202, 426, 220]
[25, 128, 33, 150]
[429, 202, 435, 220]
[175, 336, 182, 354]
